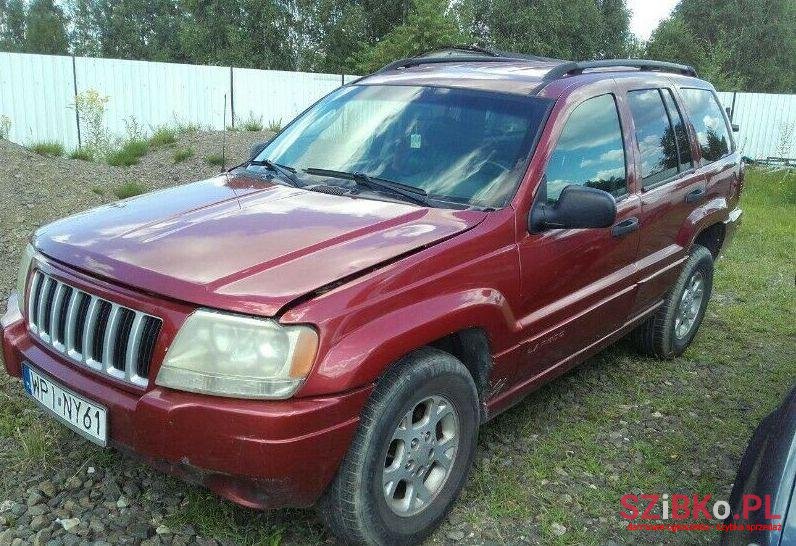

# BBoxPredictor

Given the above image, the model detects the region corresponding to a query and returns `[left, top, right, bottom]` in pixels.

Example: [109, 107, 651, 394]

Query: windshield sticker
[410, 133, 422, 149]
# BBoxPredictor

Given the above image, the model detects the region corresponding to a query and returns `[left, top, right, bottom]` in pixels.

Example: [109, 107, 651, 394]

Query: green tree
[646, 0, 795, 92]
[23, 0, 69, 54]
[353, 0, 467, 73]
[457, 0, 632, 60]
[0, 0, 27, 51]
[67, 0, 102, 56]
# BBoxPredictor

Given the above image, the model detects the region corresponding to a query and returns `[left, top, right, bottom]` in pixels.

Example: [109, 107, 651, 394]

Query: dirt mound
[0, 130, 273, 299]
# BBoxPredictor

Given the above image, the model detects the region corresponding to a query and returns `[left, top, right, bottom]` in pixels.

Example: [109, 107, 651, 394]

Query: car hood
[34, 174, 486, 316]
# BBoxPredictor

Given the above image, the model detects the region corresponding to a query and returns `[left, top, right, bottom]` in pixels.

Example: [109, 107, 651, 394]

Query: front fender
[297, 288, 518, 397]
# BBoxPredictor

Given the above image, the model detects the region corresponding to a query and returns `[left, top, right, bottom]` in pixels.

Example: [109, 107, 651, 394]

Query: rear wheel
[318, 348, 479, 545]
[632, 244, 714, 358]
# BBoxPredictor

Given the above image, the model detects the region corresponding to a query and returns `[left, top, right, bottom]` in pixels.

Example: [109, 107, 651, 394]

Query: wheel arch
[297, 289, 516, 406]
[693, 222, 726, 258]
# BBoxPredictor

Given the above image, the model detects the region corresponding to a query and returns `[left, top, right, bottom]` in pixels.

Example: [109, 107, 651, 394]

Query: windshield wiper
[303, 168, 430, 207]
[248, 159, 303, 187]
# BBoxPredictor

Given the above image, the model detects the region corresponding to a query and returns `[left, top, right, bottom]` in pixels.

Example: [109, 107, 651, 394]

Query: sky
[627, 0, 680, 41]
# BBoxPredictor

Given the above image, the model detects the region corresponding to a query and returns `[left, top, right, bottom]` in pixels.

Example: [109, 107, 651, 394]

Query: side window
[680, 88, 731, 163]
[627, 89, 679, 185]
[661, 89, 693, 171]
[545, 94, 627, 202]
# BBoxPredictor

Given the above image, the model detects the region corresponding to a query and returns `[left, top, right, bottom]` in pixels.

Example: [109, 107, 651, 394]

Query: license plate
[22, 364, 108, 446]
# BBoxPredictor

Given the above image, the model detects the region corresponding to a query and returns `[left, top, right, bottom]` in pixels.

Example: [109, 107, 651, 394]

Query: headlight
[16, 243, 36, 305]
[156, 310, 318, 399]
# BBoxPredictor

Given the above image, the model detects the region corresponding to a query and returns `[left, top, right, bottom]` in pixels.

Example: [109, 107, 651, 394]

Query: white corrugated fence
[0, 51, 794, 161]
[0, 52, 359, 151]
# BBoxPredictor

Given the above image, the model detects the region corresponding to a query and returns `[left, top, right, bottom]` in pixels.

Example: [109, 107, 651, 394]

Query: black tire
[632, 244, 714, 359]
[317, 348, 480, 545]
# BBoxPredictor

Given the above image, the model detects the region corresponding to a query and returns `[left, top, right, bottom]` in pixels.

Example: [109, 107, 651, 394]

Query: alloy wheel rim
[674, 271, 705, 339]
[382, 395, 460, 517]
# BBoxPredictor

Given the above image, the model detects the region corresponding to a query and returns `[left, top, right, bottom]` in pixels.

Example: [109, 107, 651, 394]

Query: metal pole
[72, 56, 82, 148]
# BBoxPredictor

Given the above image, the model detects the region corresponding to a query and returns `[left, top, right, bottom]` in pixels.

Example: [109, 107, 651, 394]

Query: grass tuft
[242, 114, 263, 132]
[205, 153, 225, 167]
[30, 141, 64, 157]
[69, 148, 94, 161]
[266, 119, 282, 133]
[107, 139, 149, 166]
[149, 126, 178, 148]
[173, 147, 195, 163]
[113, 181, 146, 199]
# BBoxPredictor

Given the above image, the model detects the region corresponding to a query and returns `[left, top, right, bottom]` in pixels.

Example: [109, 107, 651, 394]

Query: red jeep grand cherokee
[2, 48, 743, 544]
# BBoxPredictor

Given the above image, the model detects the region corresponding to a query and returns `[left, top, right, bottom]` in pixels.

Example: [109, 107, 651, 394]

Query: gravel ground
[0, 138, 793, 546]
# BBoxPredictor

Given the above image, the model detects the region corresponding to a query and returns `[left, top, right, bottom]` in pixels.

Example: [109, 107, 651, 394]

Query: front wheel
[632, 244, 714, 358]
[317, 348, 479, 545]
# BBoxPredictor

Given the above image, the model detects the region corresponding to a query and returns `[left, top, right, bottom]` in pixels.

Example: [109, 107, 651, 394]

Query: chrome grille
[26, 270, 162, 387]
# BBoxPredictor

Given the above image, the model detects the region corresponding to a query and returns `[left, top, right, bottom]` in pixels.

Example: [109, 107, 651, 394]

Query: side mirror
[250, 142, 267, 160]
[529, 185, 616, 233]
[731, 123, 740, 132]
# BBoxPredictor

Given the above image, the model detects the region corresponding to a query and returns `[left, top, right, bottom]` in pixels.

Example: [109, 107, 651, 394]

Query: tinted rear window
[627, 89, 680, 185]
[680, 88, 731, 163]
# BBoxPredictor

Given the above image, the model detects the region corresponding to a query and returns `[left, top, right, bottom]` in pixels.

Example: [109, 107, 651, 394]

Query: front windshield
[254, 85, 551, 208]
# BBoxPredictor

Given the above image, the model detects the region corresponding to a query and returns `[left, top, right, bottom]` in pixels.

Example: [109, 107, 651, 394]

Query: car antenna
[221, 93, 227, 173]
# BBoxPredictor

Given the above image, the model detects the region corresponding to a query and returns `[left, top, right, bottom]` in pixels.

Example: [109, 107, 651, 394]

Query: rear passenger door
[623, 86, 703, 314]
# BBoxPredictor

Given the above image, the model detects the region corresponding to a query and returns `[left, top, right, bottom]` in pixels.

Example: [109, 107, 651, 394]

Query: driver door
[514, 92, 640, 383]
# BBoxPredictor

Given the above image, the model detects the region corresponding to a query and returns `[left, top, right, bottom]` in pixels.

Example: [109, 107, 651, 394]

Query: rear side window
[544, 94, 627, 202]
[680, 88, 731, 163]
[627, 89, 680, 185]
[661, 89, 693, 171]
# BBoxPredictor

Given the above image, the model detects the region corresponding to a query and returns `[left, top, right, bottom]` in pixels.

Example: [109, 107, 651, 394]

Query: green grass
[69, 147, 94, 161]
[107, 139, 149, 166]
[113, 181, 146, 199]
[266, 119, 282, 133]
[172, 147, 195, 163]
[242, 114, 263, 132]
[173, 119, 201, 135]
[149, 126, 178, 148]
[205, 153, 225, 166]
[0, 168, 792, 545]
[29, 141, 64, 156]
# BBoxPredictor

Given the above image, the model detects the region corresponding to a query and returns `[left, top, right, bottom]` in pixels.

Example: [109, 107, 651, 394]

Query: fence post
[72, 56, 82, 148]
[229, 66, 235, 129]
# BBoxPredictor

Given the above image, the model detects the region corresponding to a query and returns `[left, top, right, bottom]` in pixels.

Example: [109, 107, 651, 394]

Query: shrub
[242, 113, 263, 132]
[149, 126, 178, 148]
[91, 186, 103, 195]
[0, 115, 11, 139]
[107, 139, 148, 166]
[69, 148, 94, 161]
[205, 153, 225, 166]
[73, 89, 111, 158]
[30, 141, 64, 156]
[266, 118, 282, 133]
[114, 182, 146, 199]
[173, 147, 194, 163]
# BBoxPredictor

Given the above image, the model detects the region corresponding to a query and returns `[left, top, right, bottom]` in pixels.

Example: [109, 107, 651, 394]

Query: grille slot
[27, 270, 161, 388]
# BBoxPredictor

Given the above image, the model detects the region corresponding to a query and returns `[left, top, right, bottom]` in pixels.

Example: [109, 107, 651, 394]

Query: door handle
[611, 217, 639, 237]
[685, 186, 706, 203]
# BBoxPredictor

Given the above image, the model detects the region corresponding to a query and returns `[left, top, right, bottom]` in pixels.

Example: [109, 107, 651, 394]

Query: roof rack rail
[416, 45, 501, 58]
[543, 59, 698, 80]
[376, 46, 562, 73]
